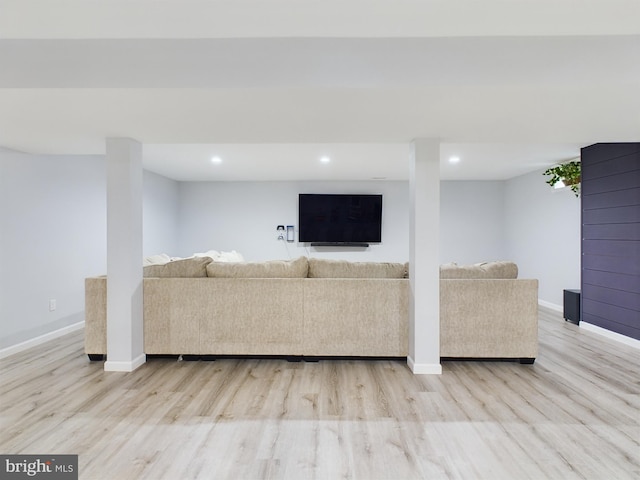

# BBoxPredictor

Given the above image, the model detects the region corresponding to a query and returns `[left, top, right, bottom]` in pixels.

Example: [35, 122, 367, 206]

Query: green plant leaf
[542, 160, 581, 196]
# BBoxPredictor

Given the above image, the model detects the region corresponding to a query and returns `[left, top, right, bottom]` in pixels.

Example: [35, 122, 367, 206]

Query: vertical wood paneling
[581, 143, 640, 340]
[582, 283, 640, 311]
[582, 206, 640, 225]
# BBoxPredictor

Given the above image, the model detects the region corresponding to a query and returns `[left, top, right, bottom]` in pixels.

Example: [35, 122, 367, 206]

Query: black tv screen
[298, 194, 383, 244]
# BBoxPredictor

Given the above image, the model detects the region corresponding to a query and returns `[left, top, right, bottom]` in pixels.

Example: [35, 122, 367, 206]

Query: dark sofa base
[441, 357, 536, 365]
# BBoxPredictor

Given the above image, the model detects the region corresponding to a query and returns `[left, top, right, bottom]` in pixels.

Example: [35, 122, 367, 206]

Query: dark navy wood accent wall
[581, 143, 640, 340]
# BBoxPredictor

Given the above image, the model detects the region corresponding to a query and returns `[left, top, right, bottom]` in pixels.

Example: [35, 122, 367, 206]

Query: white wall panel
[0, 153, 106, 348]
[505, 169, 581, 307]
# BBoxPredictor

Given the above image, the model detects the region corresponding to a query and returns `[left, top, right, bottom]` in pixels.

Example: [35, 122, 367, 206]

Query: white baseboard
[407, 356, 442, 375]
[580, 322, 640, 350]
[538, 299, 563, 312]
[537, 299, 639, 350]
[0, 321, 85, 360]
[104, 354, 146, 372]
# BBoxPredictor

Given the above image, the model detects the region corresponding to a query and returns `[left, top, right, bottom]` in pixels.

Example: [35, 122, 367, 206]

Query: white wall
[0, 153, 180, 350]
[440, 181, 506, 264]
[177, 181, 411, 262]
[0, 153, 107, 348]
[505, 168, 581, 308]
[143, 170, 179, 257]
[176, 180, 510, 264]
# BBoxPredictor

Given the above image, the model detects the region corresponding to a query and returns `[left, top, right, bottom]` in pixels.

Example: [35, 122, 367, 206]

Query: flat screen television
[298, 194, 382, 245]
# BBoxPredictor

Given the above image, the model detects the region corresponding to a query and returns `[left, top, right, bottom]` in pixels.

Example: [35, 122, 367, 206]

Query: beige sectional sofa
[85, 257, 538, 363]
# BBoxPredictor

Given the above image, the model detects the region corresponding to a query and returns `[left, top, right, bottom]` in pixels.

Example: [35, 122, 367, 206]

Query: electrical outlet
[49, 299, 56, 311]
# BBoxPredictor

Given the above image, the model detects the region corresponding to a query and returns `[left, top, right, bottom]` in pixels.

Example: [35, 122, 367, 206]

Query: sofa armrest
[440, 279, 538, 359]
[84, 276, 107, 355]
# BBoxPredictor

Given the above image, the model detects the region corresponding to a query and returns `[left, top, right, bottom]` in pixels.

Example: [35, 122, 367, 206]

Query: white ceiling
[1, 1, 638, 181]
[142, 142, 583, 182]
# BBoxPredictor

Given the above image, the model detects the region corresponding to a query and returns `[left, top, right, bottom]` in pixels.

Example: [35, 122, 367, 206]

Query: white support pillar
[408, 139, 442, 374]
[104, 138, 145, 372]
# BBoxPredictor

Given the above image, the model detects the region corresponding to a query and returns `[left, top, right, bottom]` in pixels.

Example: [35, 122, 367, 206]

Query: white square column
[104, 138, 145, 372]
[408, 139, 442, 374]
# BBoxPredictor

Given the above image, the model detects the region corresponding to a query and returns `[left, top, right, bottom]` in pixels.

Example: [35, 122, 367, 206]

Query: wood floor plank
[1, 307, 638, 479]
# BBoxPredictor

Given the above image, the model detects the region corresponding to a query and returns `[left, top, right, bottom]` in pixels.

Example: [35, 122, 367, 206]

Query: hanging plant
[543, 160, 581, 197]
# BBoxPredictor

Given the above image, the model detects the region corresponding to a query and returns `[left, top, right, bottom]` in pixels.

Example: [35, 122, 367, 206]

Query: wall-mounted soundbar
[310, 242, 369, 247]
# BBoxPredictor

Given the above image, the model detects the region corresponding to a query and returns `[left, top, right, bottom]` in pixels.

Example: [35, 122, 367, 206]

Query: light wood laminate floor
[1, 307, 638, 479]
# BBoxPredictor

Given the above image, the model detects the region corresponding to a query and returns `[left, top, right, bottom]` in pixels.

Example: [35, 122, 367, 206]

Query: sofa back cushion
[308, 258, 408, 279]
[439, 261, 518, 279]
[143, 257, 212, 278]
[206, 256, 309, 278]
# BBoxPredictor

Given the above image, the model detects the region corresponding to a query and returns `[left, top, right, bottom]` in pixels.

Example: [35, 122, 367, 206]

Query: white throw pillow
[143, 253, 171, 266]
[217, 250, 245, 262]
[191, 249, 244, 262]
[193, 250, 220, 260]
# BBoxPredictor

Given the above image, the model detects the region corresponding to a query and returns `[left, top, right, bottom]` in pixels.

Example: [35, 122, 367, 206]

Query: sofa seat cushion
[308, 258, 408, 278]
[143, 257, 212, 278]
[206, 256, 309, 278]
[439, 261, 518, 279]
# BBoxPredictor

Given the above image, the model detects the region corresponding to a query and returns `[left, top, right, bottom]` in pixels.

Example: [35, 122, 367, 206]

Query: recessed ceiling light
[211, 156, 222, 164]
[449, 156, 461, 164]
[320, 156, 331, 164]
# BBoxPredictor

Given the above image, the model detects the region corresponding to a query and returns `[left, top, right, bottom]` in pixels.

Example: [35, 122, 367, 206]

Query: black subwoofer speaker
[563, 289, 581, 325]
